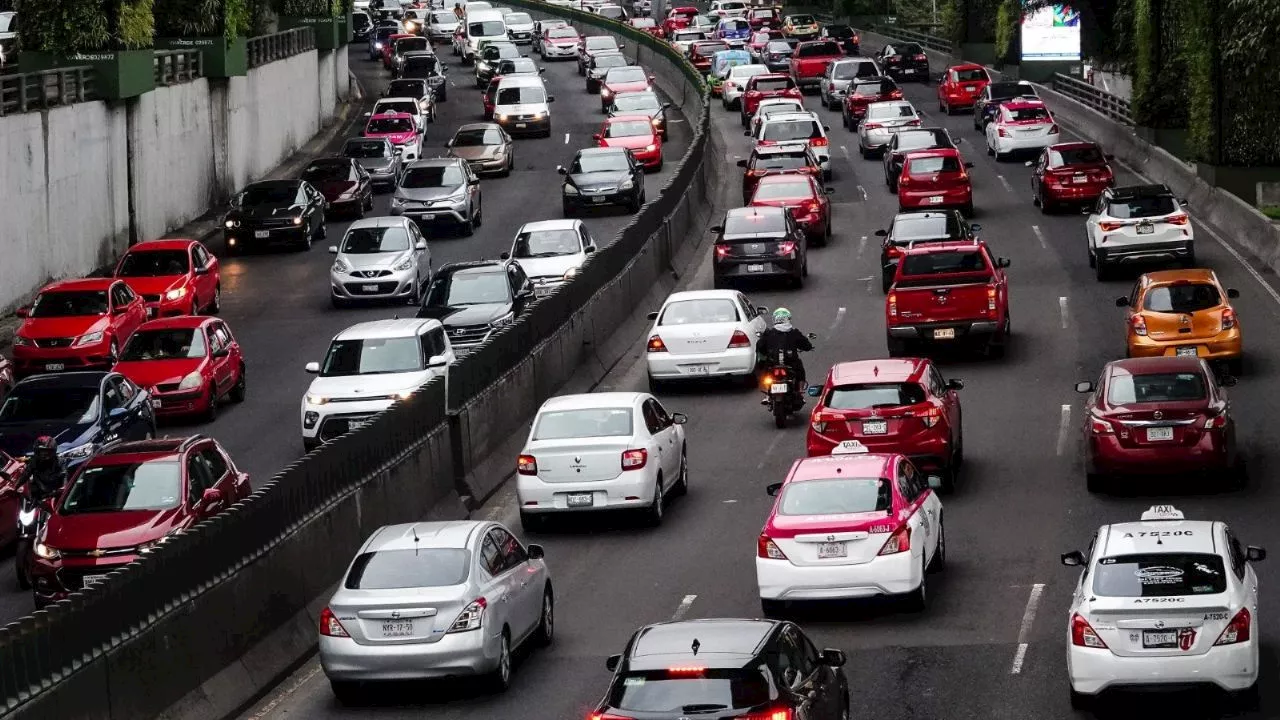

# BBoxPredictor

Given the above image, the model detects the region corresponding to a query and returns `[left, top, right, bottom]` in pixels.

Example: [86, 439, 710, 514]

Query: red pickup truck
[663, 6, 700, 36]
[789, 39, 843, 92]
[885, 240, 1011, 357]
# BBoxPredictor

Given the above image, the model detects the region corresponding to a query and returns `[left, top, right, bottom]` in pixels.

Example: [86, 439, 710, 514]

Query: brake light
[517, 454, 538, 475]
[757, 534, 788, 559]
[1204, 412, 1228, 429]
[809, 136, 828, 147]
[919, 406, 941, 428]
[745, 89, 760, 97]
[1129, 314, 1148, 336]
[1214, 608, 1251, 645]
[647, 335, 667, 352]
[1048, 123, 1060, 134]
[319, 607, 349, 637]
[889, 90, 902, 99]
[803, 199, 821, 214]
[1090, 415, 1114, 434]
[810, 411, 835, 433]
[448, 597, 487, 633]
[914, 54, 927, 60]
[1221, 307, 1236, 330]
[889, 54, 900, 61]
[771, 366, 788, 379]
[666, 665, 707, 675]
[1099, 221, 1126, 232]
[997, 127, 1009, 137]
[987, 286, 998, 313]
[715, 243, 731, 258]
[887, 245, 904, 258]
[776, 240, 796, 256]
[735, 709, 793, 720]
[906, 119, 921, 126]
[888, 292, 898, 317]
[728, 329, 752, 348]
[750, 168, 768, 177]
[1166, 213, 1190, 226]
[827, 82, 835, 92]
[878, 525, 910, 555]
[1071, 613, 1108, 648]
[588, 714, 629, 720]
[863, 122, 883, 130]
[621, 448, 647, 470]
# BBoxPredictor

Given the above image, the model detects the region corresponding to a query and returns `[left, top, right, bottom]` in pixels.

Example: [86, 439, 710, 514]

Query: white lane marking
[1031, 224, 1047, 250]
[996, 174, 1013, 193]
[828, 306, 847, 332]
[1010, 583, 1046, 675]
[723, 499, 738, 504]
[671, 594, 697, 621]
[856, 185, 867, 201]
[244, 663, 322, 719]
[755, 433, 783, 469]
[1055, 404, 1072, 456]
[1059, 296, 1070, 329]
[564, 132, 570, 144]
[856, 235, 867, 257]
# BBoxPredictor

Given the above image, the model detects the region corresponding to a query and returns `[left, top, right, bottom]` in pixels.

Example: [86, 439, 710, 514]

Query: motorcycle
[759, 333, 817, 428]
[14, 486, 55, 591]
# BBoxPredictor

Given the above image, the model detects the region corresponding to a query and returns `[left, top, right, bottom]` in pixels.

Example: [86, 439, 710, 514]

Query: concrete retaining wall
[229, 50, 323, 192]
[130, 78, 219, 243]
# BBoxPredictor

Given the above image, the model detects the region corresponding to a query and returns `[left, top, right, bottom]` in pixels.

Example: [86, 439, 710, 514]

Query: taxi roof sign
[831, 440, 868, 455]
[1141, 505, 1185, 521]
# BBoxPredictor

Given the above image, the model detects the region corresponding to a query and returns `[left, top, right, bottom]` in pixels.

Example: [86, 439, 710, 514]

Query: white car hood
[340, 250, 413, 271]
[307, 370, 438, 401]
[495, 103, 546, 115]
[514, 252, 586, 280]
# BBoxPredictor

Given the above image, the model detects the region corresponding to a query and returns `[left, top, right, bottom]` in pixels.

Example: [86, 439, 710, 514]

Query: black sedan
[383, 78, 436, 123]
[877, 41, 929, 82]
[0, 371, 155, 470]
[558, 147, 645, 216]
[475, 42, 521, 87]
[972, 80, 1038, 131]
[875, 209, 980, 291]
[711, 205, 808, 289]
[341, 137, 402, 191]
[820, 23, 859, 55]
[222, 180, 327, 254]
[300, 158, 374, 218]
[416, 260, 535, 354]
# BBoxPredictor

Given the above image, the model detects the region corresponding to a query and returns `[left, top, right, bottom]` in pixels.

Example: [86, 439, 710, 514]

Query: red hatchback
[898, 149, 975, 216]
[806, 359, 963, 489]
[382, 33, 412, 69]
[29, 436, 250, 606]
[936, 63, 990, 114]
[113, 316, 246, 422]
[736, 143, 822, 205]
[1076, 356, 1239, 492]
[688, 40, 729, 73]
[595, 115, 664, 170]
[740, 73, 802, 121]
[663, 6, 700, 35]
[841, 76, 901, 128]
[629, 17, 664, 39]
[599, 66, 655, 110]
[12, 279, 147, 377]
[749, 174, 833, 245]
[114, 239, 221, 319]
[1030, 141, 1116, 213]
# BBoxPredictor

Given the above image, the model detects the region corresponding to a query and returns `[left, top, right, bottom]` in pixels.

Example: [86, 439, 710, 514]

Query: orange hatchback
[1116, 269, 1242, 374]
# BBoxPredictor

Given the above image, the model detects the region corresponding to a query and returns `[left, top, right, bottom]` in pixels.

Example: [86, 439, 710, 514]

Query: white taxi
[985, 98, 1060, 161]
[1061, 505, 1264, 709]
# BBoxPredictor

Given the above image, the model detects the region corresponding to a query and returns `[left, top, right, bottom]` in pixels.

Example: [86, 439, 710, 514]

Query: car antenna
[691, 638, 700, 656]
[412, 525, 420, 554]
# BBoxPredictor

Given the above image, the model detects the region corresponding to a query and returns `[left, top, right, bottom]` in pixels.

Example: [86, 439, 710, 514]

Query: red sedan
[595, 115, 664, 170]
[629, 17, 664, 39]
[12, 278, 147, 377]
[936, 63, 990, 114]
[898, 149, 975, 217]
[806, 358, 964, 490]
[749, 174, 833, 245]
[1030, 141, 1116, 213]
[841, 76, 902, 128]
[688, 40, 729, 73]
[1077, 356, 1239, 492]
[599, 66, 655, 110]
[746, 29, 782, 58]
[114, 239, 220, 320]
[113, 315, 246, 422]
[29, 436, 250, 607]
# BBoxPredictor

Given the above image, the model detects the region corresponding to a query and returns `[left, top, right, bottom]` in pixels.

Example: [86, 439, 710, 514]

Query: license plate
[747, 264, 765, 272]
[862, 420, 887, 435]
[1175, 347, 1198, 357]
[1142, 630, 1179, 648]
[349, 419, 369, 431]
[1146, 426, 1174, 441]
[151, 398, 162, 408]
[254, 230, 270, 239]
[44, 363, 65, 371]
[592, 196, 607, 204]
[964, 85, 976, 91]
[933, 328, 956, 340]
[566, 492, 594, 507]
[1137, 224, 1155, 234]
[901, 68, 915, 74]
[83, 574, 108, 588]
[770, 382, 788, 394]
[928, 196, 944, 204]
[146, 307, 157, 318]
[515, 122, 527, 128]
[684, 364, 711, 375]
[818, 542, 847, 559]
[381, 621, 416, 638]
[1073, 175, 1087, 184]
[362, 284, 380, 292]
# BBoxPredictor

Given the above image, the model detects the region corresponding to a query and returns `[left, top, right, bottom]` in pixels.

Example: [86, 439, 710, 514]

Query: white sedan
[645, 290, 769, 390]
[985, 99, 1059, 161]
[516, 392, 688, 531]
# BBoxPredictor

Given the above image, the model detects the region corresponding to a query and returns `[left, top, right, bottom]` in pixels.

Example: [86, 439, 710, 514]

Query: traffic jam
[1, 0, 1274, 717]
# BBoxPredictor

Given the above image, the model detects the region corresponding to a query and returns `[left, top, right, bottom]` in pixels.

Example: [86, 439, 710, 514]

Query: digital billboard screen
[1021, 3, 1081, 62]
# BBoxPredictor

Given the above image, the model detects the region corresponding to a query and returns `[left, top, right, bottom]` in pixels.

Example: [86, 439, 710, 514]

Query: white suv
[300, 318, 453, 451]
[1086, 183, 1194, 281]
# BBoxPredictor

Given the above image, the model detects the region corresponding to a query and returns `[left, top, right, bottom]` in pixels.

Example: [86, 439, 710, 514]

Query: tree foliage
[271, 0, 340, 16]
[154, 0, 251, 38]
[993, 0, 1018, 64]
[15, 0, 153, 52]
[1130, 0, 1188, 129]
[1216, 0, 1280, 164]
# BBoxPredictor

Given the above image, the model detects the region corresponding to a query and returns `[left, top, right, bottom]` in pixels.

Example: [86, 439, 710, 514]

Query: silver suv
[390, 158, 483, 236]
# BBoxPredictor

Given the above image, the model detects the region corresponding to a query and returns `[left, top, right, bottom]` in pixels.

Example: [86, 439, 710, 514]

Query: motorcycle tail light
[647, 335, 667, 352]
[1129, 314, 1148, 336]
[728, 330, 752, 348]
[1222, 306, 1236, 330]
[757, 534, 788, 559]
[771, 366, 788, 379]
[1214, 608, 1251, 645]
[1071, 613, 1108, 648]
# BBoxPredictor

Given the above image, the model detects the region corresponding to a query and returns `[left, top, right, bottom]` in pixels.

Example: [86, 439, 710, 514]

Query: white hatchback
[754, 111, 832, 179]
[505, 219, 596, 295]
[645, 290, 768, 389]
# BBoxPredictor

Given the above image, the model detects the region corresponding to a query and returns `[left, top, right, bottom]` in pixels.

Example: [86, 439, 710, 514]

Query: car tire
[203, 386, 219, 423]
[858, 145, 868, 159]
[563, 202, 575, 218]
[672, 449, 689, 497]
[962, 202, 974, 218]
[317, 212, 328, 239]
[644, 477, 664, 527]
[330, 681, 364, 706]
[1094, 257, 1109, 281]
[903, 555, 927, 611]
[882, 272, 894, 294]
[886, 337, 907, 357]
[927, 515, 946, 571]
[486, 631, 512, 693]
[107, 339, 119, 365]
[461, 211, 476, 237]
[535, 586, 555, 646]
[1068, 687, 1092, 711]
[354, 199, 365, 219]
[229, 365, 247, 403]
[209, 285, 221, 313]
[1183, 251, 1197, 268]
[1039, 192, 1054, 214]
[1227, 357, 1244, 377]
[438, 86, 447, 102]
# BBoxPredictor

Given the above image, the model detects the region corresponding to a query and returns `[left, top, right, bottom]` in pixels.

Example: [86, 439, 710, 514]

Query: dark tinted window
[1144, 284, 1221, 313]
[402, 165, 466, 188]
[826, 25, 854, 37]
[396, 37, 429, 51]
[952, 67, 987, 82]
[753, 77, 794, 91]
[693, 42, 729, 57]
[1106, 195, 1177, 219]
[118, 250, 190, 277]
[824, 382, 927, 409]
[724, 210, 785, 234]
[388, 80, 429, 97]
[796, 41, 839, 57]
[573, 152, 630, 173]
[30, 290, 108, 317]
[895, 130, 949, 151]
[779, 477, 892, 515]
[751, 152, 811, 171]
[607, 668, 774, 713]
[236, 184, 297, 205]
[900, 251, 988, 276]
[1107, 372, 1207, 405]
[890, 214, 961, 243]
[1049, 146, 1104, 166]
[403, 56, 437, 72]
[122, 329, 206, 361]
[345, 549, 471, 589]
[988, 82, 1034, 100]
[907, 156, 961, 174]
[0, 387, 99, 423]
[344, 139, 391, 159]
[321, 337, 424, 376]
[426, 269, 512, 305]
[302, 160, 354, 183]
[897, 42, 923, 54]
[1005, 105, 1050, 122]
[1093, 553, 1227, 597]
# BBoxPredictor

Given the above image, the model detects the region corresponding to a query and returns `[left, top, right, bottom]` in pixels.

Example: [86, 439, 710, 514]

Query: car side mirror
[212, 347, 230, 358]
[970, 223, 982, 232]
[500, 252, 511, 260]
[1227, 288, 1240, 299]
[201, 487, 224, 506]
[585, 245, 596, 254]
[14, 306, 29, 318]
[756, 305, 768, 315]
[996, 258, 1011, 268]
[822, 125, 830, 132]
[305, 362, 321, 374]
[328, 245, 339, 254]
[415, 240, 428, 251]
[445, 139, 453, 147]
[1061, 550, 1086, 566]
[556, 165, 567, 175]
[1179, 198, 1189, 206]
[1075, 381, 1094, 393]
[606, 654, 622, 671]
[671, 412, 688, 425]
[193, 265, 209, 275]
[428, 354, 449, 368]
[710, 225, 724, 233]
[926, 475, 944, 489]
[527, 543, 545, 559]
[646, 311, 659, 320]
[766, 482, 782, 496]
[736, 159, 747, 167]
[662, 103, 672, 110]
[806, 385, 820, 397]
[1115, 296, 1129, 307]
[806, 332, 817, 339]
[1220, 374, 1238, 387]
[824, 187, 835, 195]
[821, 648, 846, 667]
[112, 306, 127, 315]
[1248, 546, 1266, 562]
[873, 229, 887, 237]
[1105, 153, 1115, 160]
[539, 67, 547, 74]
[964, 162, 974, 169]
[945, 379, 963, 391]
[364, 111, 372, 117]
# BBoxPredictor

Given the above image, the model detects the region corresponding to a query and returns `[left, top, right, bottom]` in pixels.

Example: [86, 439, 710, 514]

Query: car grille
[511, 32, 531, 39]
[156, 382, 183, 393]
[447, 323, 491, 346]
[318, 413, 377, 442]
[33, 338, 74, 349]
[350, 269, 393, 279]
[343, 281, 400, 295]
[141, 294, 162, 303]
[512, 114, 539, 121]
[253, 217, 298, 229]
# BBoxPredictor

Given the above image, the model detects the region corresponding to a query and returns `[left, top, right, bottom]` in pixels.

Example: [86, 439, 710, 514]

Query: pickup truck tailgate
[891, 279, 992, 324]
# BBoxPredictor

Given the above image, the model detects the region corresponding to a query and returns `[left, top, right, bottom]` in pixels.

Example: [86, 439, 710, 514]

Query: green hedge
[15, 0, 153, 53]
[271, 0, 341, 16]
[154, 0, 250, 38]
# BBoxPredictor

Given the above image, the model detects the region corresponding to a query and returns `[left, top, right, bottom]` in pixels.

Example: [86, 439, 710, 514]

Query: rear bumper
[1128, 330, 1242, 361]
[1068, 641, 1257, 695]
[992, 133, 1060, 154]
[888, 320, 1002, 340]
[756, 549, 921, 600]
[647, 347, 756, 379]
[320, 628, 501, 681]
[1087, 433, 1233, 476]
[1095, 239, 1194, 265]
[1042, 182, 1109, 204]
[715, 257, 803, 279]
[517, 471, 656, 513]
[900, 186, 972, 211]
[12, 348, 113, 377]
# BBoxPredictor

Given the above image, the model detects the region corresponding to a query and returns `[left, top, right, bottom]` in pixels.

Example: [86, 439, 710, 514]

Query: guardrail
[246, 27, 316, 69]
[869, 24, 953, 54]
[1051, 72, 1133, 126]
[0, 66, 95, 116]
[154, 49, 203, 85]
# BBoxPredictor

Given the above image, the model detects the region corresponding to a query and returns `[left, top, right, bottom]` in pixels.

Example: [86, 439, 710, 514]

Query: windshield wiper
[523, 251, 568, 258]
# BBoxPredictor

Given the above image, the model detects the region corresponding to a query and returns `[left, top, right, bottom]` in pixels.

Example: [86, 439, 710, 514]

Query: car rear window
[753, 77, 794, 91]
[585, 36, 619, 50]
[891, 214, 960, 243]
[1107, 372, 1206, 405]
[765, 41, 792, 54]
[830, 63, 864, 79]
[989, 82, 1032, 100]
[796, 41, 839, 57]
[753, 178, 812, 200]
[779, 477, 891, 515]
[607, 668, 774, 712]
[761, 120, 821, 142]
[1106, 195, 1177, 219]
[752, 152, 809, 171]
[824, 382, 926, 410]
[866, 103, 915, 119]
[659, 299, 740, 325]
[1144, 283, 1221, 313]
[694, 42, 728, 56]
[900, 251, 988, 277]
[1050, 146, 1104, 166]
[345, 549, 471, 589]
[788, 14, 815, 24]
[896, 130, 947, 151]
[897, 42, 923, 54]
[1092, 553, 1227, 597]
[724, 209, 785, 234]
[952, 68, 987, 82]
[907, 156, 961, 174]
[533, 408, 633, 439]
[1005, 105, 1050, 122]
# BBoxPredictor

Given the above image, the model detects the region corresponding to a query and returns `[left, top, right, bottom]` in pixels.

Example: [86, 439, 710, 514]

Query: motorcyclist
[20, 436, 68, 503]
[756, 307, 813, 394]
[453, 2, 464, 20]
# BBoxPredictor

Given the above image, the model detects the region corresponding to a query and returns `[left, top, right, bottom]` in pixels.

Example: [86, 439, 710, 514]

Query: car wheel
[1039, 191, 1054, 214]
[1094, 257, 1109, 281]
[330, 681, 364, 706]
[903, 555, 927, 611]
[229, 365, 247, 403]
[409, 273, 422, 305]
[672, 449, 689, 497]
[1227, 357, 1244, 377]
[882, 272, 894, 294]
[474, 199, 483, 227]
[535, 587, 555, 646]
[203, 386, 219, 423]
[886, 337, 907, 357]
[364, 192, 374, 211]
[1068, 687, 1092, 711]
[501, 154, 513, 177]
[1086, 471, 1105, 493]
[317, 212, 328, 239]
[986, 142, 995, 157]
[487, 631, 512, 693]
[461, 212, 475, 237]
[927, 515, 946, 571]
[644, 477, 664, 527]
[438, 86, 447, 102]
[519, 510, 545, 533]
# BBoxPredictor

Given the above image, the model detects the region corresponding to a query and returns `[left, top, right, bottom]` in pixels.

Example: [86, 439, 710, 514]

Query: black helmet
[32, 436, 57, 462]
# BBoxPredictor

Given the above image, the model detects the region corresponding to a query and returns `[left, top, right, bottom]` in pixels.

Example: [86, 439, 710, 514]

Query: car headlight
[13, 336, 33, 347]
[292, 216, 304, 226]
[619, 179, 634, 190]
[164, 287, 187, 301]
[490, 312, 516, 327]
[563, 184, 579, 195]
[477, 61, 489, 70]
[394, 257, 415, 271]
[34, 542, 60, 561]
[563, 266, 580, 280]
[333, 258, 350, 274]
[73, 330, 104, 347]
[393, 389, 416, 400]
[651, 117, 662, 126]
[535, 110, 548, 118]
[601, 88, 613, 97]
[306, 393, 330, 405]
[496, 113, 509, 122]
[177, 371, 204, 391]
[138, 530, 183, 554]
[58, 442, 97, 461]
[644, 144, 657, 152]
[390, 195, 405, 208]
[224, 219, 240, 228]
[375, 41, 384, 49]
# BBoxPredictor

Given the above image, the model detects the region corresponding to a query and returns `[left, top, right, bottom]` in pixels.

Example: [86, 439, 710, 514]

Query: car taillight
[319, 607, 349, 637]
[745, 89, 760, 97]
[1214, 608, 1251, 645]
[919, 406, 941, 428]
[906, 119, 921, 127]
[878, 525, 910, 555]
[735, 709, 793, 720]
[715, 243, 731, 258]
[887, 245, 904, 258]
[809, 136, 828, 148]
[1166, 213, 1190, 226]
[897, 173, 910, 188]
[1204, 412, 1228, 430]
[1099, 221, 1126, 232]
[728, 329, 752, 348]
[863, 122, 883, 130]
[914, 54, 926, 60]
[1221, 306, 1236, 330]
[804, 199, 821, 214]
[588, 714, 630, 720]
[997, 127, 1009, 137]
[448, 597, 487, 633]
[827, 82, 835, 92]
[776, 240, 796, 256]
[1090, 415, 1114, 434]
[1129, 314, 1148, 336]
[621, 448, 647, 470]
[757, 534, 788, 559]
[888, 292, 898, 317]
[1048, 123, 1060, 134]
[889, 90, 903, 99]
[987, 286, 998, 313]
[517, 454, 538, 475]
[889, 54, 900, 61]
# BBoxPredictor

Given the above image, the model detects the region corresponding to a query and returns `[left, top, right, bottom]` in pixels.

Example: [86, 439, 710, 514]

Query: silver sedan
[328, 216, 432, 307]
[319, 520, 554, 702]
[857, 100, 921, 158]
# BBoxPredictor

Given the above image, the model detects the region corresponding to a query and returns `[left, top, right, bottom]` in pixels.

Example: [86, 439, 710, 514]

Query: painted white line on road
[856, 185, 867, 201]
[1059, 296, 1070, 329]
[996, 175, 1013, 193]
[755, 434, 783, 469]
[564, 132, 570, 144]
[856, 235, 867, 257]
[671, 594, 697, 621]
[245, 663, 322, 719]
[723, 499, 738, 504]
[1056, 404, 1072, 456]
[829, 306, 847, 332]
[1010, 582, 1046, 675]
[1031, 224, 1047, 250]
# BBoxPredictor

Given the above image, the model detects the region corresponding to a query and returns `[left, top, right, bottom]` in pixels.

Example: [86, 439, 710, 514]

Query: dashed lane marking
[755, 434, 783, 470]
[671, 594, 697, 621]
[996, 174, 1013, 193]
[856, 235, 867, 257]
[828, 307, 847, 332]
[1055, 404, 1072, 457]
[1010, 583, 1046, 675]
[1059, 296, 1070, 329]
[1031, 224, 1047, 250]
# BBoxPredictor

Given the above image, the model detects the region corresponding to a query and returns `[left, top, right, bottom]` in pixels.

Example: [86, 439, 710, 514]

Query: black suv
[711, 206, 808, 289]
[973, 80, 1038, 131]
[876, 41, 929, 82]
[875, 210, 980, 291]
[593, 618, 850, 720]
[416, 260, 534, 353]
[883, 127, 957, 191]
[559, 147, 645, 216]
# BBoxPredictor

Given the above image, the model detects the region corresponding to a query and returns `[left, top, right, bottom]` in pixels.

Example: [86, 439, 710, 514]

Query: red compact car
[740, 73, 802, 120]
[747, 7, 781, 30]
[482, 75, 503, 119]
[688, 40, 729, 73]
[663, 6, 700, 35]
[629, 17, 664, 39]
[600, 66, 655, 110]
[595, 115, 664, 170]
[936, 63, 990, 114]
[1030, 141, 1116, 213]
[841, 75, 902, 128]
[806, 358, 964, 489]
[898, 149, 975, 216]
[113, 239, 220, 319]
[749, 174, 833, 245]
[382, 33, 412, 69]
[12, 279, 147, 377]
[29, 436, 250, 607]
[1077, 356, 1239, 492]
[746, 29, 781, 58]
[736, 143, 822, 205]
[113, 316, 246, 422]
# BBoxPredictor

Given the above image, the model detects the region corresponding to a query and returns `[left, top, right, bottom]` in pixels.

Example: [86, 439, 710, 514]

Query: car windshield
[344, 140, 391, 158]
[585, 36, 617, 50]
[753, 179, 812, 200]
[1006, 105, 1049, 122]
[236, 185, 297, 205]
[907, 156, 961, 174]
[605, 120, 652, 138]
[824, 382, 927, 409]
[496, 86, 546, 104]
[573, 153, 630, 173]
[762, 120, 821, 142]
[514, 229, 580, 257]
[342, 226, 412, 254]
[1144, 283, 1221, 313]
[1107, 371, 1206, 404]
[321, 337, 424, 376]
[892, 214, 960, 242]
[0, 387, 99, 424]
[796, 41, 839, 57]
[1050, 146, 1104, 166]
[613, 94, 660, 112]
[118, 250, 190, 277]
[867, 103, 915, 119]
[953, 67, 987, 82]
[30, 290, 109, 317]
[548, 27, 578, 38]
[402, 165, 465, 188]
[122, 329, 207, 361]
[595, 55, 628, 69]
[431, 11, 454, 22]
[1107, 195, 1177, 219]
[722, 19, 748, 30]
[388, 80, 428, 97]
[533, 407, 633, 439]
[607, 668, 773, 713]
[469, 20, 505, 35]
[302, 161, 352, 183]
[367, 117, 413, 133]
[1092, 553, 1227, 597]
[483, 44, 519, 60]
[659, 299, 739, 325]
[506, 12, 531, 23]
[453, 128, 504, 146]
[752, 152, 809, 171]
[606, 67, 647, 83]
[724, 209, 784, 234]
[896, 130, 947, 151]
[428, 270, 511, 306]
[60, 462, 183, 515]
[345, 549, 471, 589]
[779, 477, 892, 515]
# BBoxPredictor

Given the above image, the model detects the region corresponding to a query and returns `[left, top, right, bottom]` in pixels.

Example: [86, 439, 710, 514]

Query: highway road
[232, 34, 1280, 720]
[0, 43, 691, 624]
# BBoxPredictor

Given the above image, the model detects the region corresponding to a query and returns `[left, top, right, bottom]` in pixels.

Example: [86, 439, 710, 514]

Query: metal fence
[0, 66, 95, 116]
[154, 49, 203, 85]
[1051, 72, 1133, 126]
[869, 24, 954, 55]
[246, 27, 316, 69]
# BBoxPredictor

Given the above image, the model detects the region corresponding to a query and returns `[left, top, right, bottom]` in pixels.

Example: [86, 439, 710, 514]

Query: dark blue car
[0, 371, 156, 468]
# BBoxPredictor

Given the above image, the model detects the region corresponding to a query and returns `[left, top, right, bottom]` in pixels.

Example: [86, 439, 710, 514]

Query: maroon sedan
[1029, 141, 1115, 213]
[300, 157, 375, 218]
[1076, 356, 1239, 493]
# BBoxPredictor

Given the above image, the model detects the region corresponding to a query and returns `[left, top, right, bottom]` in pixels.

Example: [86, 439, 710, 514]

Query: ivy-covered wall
[16, 0, 154, 53]
[1130, 0, 1188, 129]
[1215, 0, 1280, 165]
[154, 0, 251, 39]
[993, 0, 1018, 64]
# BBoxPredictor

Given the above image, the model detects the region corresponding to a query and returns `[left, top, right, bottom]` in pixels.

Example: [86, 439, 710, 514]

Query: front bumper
[888, 319, 1003, 341]
[564, 187, 635, 210]
[149, 385, 213, 417]
[320, 627, 503, 681]
[13, 345, 114, 377]
[1068, 641, 1257, 695]
[32, 556, 137, 603]
[301, 397, 394, 443]
[398, 200, 470, 226]
[647, 347, 756, 380]
[465, 155, 509, 175]
[756, 548, 922, 600]
[331, 269, 419, 301]
[496, 114, 550, 135]
[1087, 432, 1233, 476]
[224, 226, 308, 250]
[517, 469, 657, 513]
[543, 43, 579, 57]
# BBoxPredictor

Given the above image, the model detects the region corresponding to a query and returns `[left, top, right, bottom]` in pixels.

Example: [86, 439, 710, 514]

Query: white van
[463, 9, 508, 63]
